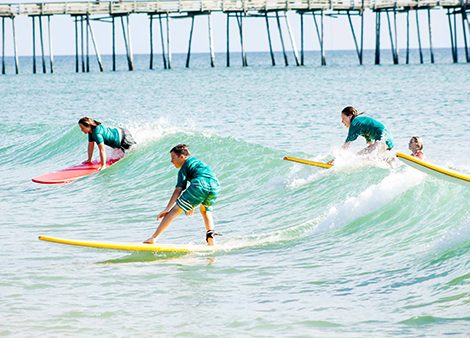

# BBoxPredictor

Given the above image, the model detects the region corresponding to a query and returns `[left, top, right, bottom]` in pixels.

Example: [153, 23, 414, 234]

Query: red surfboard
[32, 158, 121, 185]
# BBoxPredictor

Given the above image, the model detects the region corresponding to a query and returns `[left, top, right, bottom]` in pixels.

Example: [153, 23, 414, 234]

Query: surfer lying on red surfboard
[78, 117, 136, 171]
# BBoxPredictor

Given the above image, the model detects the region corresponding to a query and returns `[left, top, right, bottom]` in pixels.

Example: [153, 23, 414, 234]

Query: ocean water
[0, 51, 469, 337]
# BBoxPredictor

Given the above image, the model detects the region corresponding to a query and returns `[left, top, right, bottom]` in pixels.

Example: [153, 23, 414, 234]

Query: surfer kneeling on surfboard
[328, 106, 394, 164]
[78, 117, 136, 171]
[144, 144, 221, 246]
[409, 136, 425, 160]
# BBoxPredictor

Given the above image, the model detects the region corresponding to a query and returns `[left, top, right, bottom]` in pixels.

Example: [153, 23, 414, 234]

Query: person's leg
[200, 205, 216, 246]
[120, 128, 136, 152]
[358, 142, 380, 155]
[144, 205, 183, 244]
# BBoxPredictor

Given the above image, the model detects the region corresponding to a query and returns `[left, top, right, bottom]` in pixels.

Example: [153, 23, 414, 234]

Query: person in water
[144, 144, 221, 246]
[329, 106, 394, 164]
[409, 136, 425, 159]
[78, 117, 136, 170]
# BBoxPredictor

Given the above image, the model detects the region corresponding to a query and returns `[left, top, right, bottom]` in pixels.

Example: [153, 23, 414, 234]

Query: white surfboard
[396, 152, 470, 187]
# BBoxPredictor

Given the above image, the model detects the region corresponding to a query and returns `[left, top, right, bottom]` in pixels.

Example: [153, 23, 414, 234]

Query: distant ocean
[1, 49, 469, 337]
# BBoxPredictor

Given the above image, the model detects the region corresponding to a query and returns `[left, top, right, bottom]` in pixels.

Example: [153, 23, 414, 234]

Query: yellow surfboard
[38, 235, 213, 253]
[396, 152, 470, 187]
[283, 156, 333, 169]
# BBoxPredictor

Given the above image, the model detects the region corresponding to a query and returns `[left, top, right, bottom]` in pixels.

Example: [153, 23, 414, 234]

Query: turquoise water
[1, 52, 469, 337]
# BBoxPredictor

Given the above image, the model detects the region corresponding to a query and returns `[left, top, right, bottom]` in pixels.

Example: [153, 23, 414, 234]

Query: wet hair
[410, 136, 424, 150]
[78, 117, 101, 129]
[170, 144, 191, 156]
[341, 106, 363, 121]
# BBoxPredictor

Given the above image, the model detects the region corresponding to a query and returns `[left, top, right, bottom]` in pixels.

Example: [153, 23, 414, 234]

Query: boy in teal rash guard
[78, 117, 136, 170]
[144, 144, 220, 246]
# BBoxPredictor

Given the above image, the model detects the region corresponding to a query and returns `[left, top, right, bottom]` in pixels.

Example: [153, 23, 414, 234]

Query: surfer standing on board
[409, 136, 425, 159]
[328, 106, 394, 164]
[144, 144, 221, 246]
[78, 117, 136, 171]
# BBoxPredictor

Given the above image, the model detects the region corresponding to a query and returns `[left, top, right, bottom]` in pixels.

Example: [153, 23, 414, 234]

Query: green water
[0, 53, 469, 337]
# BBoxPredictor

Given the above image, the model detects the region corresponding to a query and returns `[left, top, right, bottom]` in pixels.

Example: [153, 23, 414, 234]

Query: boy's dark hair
[170, 144, 191, 156]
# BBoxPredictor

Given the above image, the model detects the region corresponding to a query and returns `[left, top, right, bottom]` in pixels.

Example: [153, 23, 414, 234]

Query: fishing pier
[1, 0, 469, 74]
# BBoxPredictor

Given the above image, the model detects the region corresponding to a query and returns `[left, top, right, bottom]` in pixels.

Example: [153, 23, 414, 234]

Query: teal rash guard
[88, 124, 121, 148]
[345, 115, 394, 149]
[176, 157, 219, 190]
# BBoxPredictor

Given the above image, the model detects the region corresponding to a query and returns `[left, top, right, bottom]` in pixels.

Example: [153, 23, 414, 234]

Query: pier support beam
[360, 0, 364, 65]
[121, 15, 134, 71]
[276, 12, 288, 66]
[12, 17, 19, 74]
[32, 16, 36, 73]
[2, 17, 5, 74]
[226, 13, 230, 67]
[236, 13, 247, 66]
[74, 16, 79, 72]
[47, 16, 54, 73]
[149, 14, 153, 69]
[166, 14, 172, 69]
[347, 10, 364, 65]
[86, 15, 89, 72]
[265, 12, 275, 66]
[427, 8, 434, 63]
[87, 16, 103, 72]
[406, 10, 410, 64]
[375, 10, 381, 65]
[416, 10, 424, 64]
[300, 12, 304, 65]
[159, 14, 167, 69]
[313, 11, 326, 66]
[208, 13, 215, 67]
[39, 16, 46, 73]
[447, 9, 458, 63]
[285, 12, 300, 66]
[386, 10, 399, 64]
[186, 15, 195, 68]
[461, 7, 469, 62]
[453, 10, 458, 62]
[81, 16, 85, 72]
[112, 15, 116, 71]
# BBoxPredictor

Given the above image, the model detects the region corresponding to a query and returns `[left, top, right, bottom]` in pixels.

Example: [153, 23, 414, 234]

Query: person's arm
[84, 142, 94, 163]
[158, 187, 183, 219]
[342, 141, 352, 149]
[97, 143, 106, 170]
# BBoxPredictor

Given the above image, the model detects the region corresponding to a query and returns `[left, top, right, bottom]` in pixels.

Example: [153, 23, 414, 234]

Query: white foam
[286, 152, 331, 188]
[316, 168, 426, 232]
[125, 118, 182, 146]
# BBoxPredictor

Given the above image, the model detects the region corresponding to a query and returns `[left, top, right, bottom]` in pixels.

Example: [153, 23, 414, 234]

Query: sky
[0, 1, 467, 56]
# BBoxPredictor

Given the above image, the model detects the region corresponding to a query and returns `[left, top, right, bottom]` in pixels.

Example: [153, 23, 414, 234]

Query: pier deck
[0, 0, 465, 17]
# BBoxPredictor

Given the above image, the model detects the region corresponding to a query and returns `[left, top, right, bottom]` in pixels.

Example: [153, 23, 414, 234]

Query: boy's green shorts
[176, 178, 219, 212]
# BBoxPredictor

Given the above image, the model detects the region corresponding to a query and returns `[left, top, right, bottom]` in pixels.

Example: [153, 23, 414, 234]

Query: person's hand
[327, 159, 335, 165]
[143, 237, 156, 244]
[185, 208, 194, 216]
[157, 209, 170, 219]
